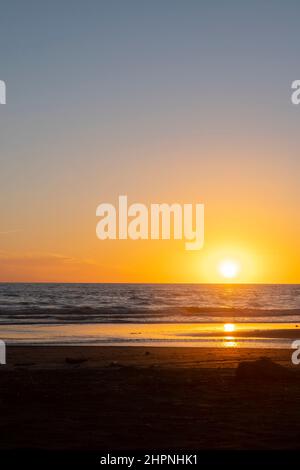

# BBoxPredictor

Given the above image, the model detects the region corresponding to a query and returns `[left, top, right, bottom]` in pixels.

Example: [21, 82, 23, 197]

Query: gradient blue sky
[0, 0, 299, 282]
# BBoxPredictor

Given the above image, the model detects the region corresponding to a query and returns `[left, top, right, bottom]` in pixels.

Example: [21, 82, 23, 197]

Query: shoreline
[1, 322, 300, 348]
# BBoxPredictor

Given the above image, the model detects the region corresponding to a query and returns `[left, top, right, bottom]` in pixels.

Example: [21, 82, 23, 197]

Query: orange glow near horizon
[0, 239, 298, 283]
[0, 137, 299, 283]
[0, 174, 299, 284]
[191, 242, 262, 284]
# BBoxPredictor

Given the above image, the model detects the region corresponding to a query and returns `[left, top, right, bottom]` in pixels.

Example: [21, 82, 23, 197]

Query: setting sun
[218, 260, 240, 279]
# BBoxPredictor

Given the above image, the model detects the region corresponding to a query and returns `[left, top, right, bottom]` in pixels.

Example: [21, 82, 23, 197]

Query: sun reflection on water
[223, 336, 237, 347]
[223, 323, 236, 333]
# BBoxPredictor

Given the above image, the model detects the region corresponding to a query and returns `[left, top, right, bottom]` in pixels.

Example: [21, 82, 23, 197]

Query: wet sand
[2, 322, 300, 348]
[1, 346, 300, 450]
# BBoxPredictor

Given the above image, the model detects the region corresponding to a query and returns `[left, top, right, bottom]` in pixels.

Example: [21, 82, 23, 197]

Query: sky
[0, 0, 299, 283]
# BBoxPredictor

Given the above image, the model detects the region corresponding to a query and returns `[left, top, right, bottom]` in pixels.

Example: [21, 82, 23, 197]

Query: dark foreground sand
[1, 346, 300, 450]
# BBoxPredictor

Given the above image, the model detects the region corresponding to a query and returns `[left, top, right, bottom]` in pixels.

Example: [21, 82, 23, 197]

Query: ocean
[0, 283, 299, 347]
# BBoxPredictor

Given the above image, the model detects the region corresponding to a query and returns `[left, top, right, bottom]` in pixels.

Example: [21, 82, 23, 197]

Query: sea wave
[0, 283, 299, 324]
[0, 305, 300, 324]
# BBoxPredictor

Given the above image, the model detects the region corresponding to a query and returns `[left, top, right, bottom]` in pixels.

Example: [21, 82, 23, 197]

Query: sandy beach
[1, 346, 300, 451]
